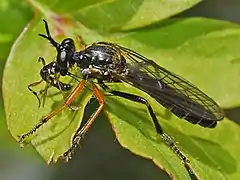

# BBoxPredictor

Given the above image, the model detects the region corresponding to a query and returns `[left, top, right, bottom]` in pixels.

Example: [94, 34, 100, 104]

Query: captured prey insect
[18, 20, 224, 168]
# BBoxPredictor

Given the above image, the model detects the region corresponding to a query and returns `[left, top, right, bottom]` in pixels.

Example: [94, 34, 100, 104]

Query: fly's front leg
[18, 80, 86, 146]
[55, 76, 79, 111]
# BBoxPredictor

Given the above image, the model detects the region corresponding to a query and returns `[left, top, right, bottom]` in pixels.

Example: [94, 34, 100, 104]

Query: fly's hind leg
[101, 84, 190, 164]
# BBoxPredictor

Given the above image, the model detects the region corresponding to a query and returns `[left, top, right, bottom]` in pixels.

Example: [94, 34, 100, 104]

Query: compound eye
[60, 51, 66, 61]
[61, 38, 75, 51]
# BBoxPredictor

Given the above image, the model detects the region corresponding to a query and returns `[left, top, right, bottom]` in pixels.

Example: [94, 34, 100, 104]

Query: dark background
[0, 0, 240, 180]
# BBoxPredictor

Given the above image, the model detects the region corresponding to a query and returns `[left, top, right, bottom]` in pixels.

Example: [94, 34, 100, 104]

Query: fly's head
[28, 20, 76, 107]
[38, 20, 76, 77]
[56, 38, 76, 76]
[37, 20, 74, 92]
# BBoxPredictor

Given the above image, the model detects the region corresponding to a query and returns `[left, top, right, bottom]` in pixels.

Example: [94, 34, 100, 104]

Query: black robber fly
[18, 20, 224, 172]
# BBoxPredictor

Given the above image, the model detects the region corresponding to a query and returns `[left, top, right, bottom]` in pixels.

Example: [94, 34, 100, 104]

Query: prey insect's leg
[28, 57, 47, 107]
[102, 85, 189, 164]
[18, 80, 87, 145]
[38, 83, 51, 108]
[63, 83, 104, 160]
[28, 80, 44, 107]
[38, 56, 46, 66]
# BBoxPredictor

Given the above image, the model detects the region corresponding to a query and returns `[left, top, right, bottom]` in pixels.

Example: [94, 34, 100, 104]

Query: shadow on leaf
[105, 96, 237, 176]
[224, 106, 240, 126]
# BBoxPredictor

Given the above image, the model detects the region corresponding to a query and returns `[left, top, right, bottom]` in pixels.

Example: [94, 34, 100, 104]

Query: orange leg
[19, 80, 87, 145]
[63, 83, 105, 159]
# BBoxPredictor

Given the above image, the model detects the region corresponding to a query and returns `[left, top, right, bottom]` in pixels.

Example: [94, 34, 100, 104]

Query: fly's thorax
[82, 45, 114, 66]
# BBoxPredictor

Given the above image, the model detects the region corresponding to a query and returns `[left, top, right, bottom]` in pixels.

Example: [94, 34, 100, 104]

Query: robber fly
[18, 20, 224, 167]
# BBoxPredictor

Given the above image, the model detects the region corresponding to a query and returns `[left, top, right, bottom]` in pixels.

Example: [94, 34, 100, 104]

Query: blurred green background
[1, 0, 240, 180]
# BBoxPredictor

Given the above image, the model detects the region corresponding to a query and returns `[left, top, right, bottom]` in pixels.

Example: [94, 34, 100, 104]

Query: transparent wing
[115, 45, 224, 128]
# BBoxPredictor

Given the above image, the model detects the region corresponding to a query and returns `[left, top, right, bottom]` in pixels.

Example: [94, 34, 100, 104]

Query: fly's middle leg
[63, 83, 105, 161]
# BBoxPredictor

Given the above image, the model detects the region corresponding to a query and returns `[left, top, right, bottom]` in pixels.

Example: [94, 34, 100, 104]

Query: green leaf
[0, 0, 32, 147]
[32, 0, 201, 32]
[2, 19, 94, 162]
[3, 1, 240, 180]
[0, 0, 33, 59]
